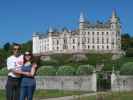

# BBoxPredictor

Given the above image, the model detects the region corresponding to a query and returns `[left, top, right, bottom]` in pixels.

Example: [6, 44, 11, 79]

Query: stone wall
[111, 72, 133, 91]
[0, 74, 96, 92]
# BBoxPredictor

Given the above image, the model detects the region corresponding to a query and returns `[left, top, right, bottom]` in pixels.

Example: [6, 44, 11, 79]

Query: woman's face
[25, 54, 31, 61]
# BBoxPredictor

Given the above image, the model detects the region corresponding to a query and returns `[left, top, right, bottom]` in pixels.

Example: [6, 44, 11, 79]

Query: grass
[1, 89, 133, 100]
[0, 89, 90, 100]
[95, 91, 133, 100]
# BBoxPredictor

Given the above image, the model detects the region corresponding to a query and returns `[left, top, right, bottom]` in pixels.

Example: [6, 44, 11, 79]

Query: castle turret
[48, 27, 53, 37]
[32, 32, 40, 54]
[79, 12, 85, 30]
[110, 10, 121, 30]
[110, 10, 121, 51]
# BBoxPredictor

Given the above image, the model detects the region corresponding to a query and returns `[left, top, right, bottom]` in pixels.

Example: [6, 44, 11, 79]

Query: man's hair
[12, 43, 21, 48]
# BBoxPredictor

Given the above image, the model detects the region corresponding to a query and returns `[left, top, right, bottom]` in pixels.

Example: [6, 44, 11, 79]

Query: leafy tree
[3, 42, 11, 51]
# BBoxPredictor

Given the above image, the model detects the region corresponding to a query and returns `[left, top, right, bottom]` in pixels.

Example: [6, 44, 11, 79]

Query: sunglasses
[25, 54, 31, 56]
[13, 48, 20, 51]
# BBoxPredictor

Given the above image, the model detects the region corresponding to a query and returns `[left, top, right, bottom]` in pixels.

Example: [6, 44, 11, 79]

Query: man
[6, 43, 23, 100]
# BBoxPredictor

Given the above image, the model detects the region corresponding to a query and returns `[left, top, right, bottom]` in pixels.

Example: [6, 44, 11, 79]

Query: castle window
[88, 32, 90, 35]
[102, 38, 104, 44]
[57, 40, 59, 45]
[57, 47, 59, 50]
[78, 42, 80, 46]
[73, 39, 75, 44]
[73, 46, 75, 49]
[107, 45, 109, 49]
[97, 32, 99, 35]
[92, 32, 95, 35]
[88, 38, 89, 43]
[92, 38, 95, 43]
[102, 32, 104, 35]
[97, 38, 99, 44]
[92, 45, 95, 49]
[88, 45, 90, 49]
[97, 45, 99, 49]
[102, 45, 104, 49]
[106, 32, 109, 35]
[107, 38, 109, 44]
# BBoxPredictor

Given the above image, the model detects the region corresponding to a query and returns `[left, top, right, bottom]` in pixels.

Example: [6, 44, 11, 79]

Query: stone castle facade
[32, 10, 121, 55]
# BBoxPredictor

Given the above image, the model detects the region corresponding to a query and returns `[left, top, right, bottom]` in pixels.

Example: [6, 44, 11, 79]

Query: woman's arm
[16, 63, 37, 77]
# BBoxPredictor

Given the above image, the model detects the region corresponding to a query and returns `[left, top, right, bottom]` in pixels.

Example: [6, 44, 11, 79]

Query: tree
[3, 42, 10, 51]
[121, 33, 131, 50]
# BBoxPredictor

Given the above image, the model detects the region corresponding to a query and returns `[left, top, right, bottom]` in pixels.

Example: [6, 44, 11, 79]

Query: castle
[32, 10, 121, 55]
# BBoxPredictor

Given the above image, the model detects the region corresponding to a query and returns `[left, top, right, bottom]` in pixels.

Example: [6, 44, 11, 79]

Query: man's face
[12, 45, 21, 56]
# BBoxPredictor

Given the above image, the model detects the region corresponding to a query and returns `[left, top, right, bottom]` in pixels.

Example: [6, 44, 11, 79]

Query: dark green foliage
[56, 66, 75, 76]
[126, 48, 133, 57]
[0, 67, 8, 75]
[3, 42, 11, 51]
[120, 62, 133, 75]
[37, 66, 57, 76]
[21, 40, 32, 53]
[76, 64, 94, 75]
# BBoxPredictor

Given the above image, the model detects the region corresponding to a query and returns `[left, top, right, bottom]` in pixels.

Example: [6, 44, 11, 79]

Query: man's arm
[15, 63, 37, 77]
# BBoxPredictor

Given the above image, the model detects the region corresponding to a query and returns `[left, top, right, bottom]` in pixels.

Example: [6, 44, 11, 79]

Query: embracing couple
[6, 43, 38, 100]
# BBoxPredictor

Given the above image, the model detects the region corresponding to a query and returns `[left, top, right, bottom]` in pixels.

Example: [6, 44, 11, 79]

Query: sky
[0, 0, 132, 47]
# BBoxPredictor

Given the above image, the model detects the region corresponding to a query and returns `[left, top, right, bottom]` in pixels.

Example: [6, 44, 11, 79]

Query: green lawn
[0, 89, 89, 100]
[1, 89, 133, 100]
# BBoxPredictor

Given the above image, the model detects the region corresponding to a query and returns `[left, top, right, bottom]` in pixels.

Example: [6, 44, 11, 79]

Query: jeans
[19, 86, 35, 100]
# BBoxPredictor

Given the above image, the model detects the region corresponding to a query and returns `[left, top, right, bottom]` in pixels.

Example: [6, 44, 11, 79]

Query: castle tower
[48, 27, 53, 37]
[110, 10, 121, 30]
[32, 32, 40, 54]
[79, 12, 85, 30]
[110, 10, 121, 51]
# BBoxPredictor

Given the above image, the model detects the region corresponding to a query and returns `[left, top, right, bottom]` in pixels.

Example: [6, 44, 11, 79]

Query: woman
[16, 51, 37, 100]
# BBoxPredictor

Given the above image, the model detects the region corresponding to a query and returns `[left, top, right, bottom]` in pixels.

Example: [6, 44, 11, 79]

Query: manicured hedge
[120, 62, 133, 75]
[76, 64, 94, 75]
[56, 66, 75, 76]
[37, 66, 57, 76]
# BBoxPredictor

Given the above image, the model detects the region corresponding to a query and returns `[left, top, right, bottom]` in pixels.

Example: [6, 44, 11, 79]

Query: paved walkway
[40, 93, 96, 100]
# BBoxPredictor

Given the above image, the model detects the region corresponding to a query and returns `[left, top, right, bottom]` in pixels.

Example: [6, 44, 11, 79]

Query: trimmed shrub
[120, 62, 133, 75]
[126, 48, 133, 57]
[56, 66, 75, 76]
[76, 64, 94, 75]
[37, 66, 57, 76]
[0, 67, 8, 76]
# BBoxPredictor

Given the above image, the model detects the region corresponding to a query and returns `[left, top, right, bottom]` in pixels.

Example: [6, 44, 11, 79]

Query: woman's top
[21, 62, 36, 87]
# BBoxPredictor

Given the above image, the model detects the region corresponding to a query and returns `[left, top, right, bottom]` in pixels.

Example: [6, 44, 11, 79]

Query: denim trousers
[19, 85, 35, 100]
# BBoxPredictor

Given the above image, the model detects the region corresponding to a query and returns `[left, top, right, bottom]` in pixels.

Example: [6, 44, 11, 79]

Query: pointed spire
[112, 9, 117, 18]
[110, 9, 118, 23]
[49, 27, 53, 33]
[79, 12, 85, 22]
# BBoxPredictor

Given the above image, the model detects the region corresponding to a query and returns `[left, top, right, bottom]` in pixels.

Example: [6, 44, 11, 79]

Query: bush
[76, 64, 94, 75]
[0, 67, 8, 76]
[120, 62, 133, 75]
[37, 66, 57, 76]
[126, 48, 133, 57]
[56, 66, 75, 76]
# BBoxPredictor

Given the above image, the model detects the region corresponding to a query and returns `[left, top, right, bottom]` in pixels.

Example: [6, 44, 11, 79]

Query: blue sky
[0, 0, 132, 46]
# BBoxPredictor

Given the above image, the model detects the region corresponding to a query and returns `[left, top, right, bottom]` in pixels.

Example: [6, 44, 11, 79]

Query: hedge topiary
[76, 64, 94, 75]
[0, 67, 8, 76]
[120, 62, 133, 75]
[56, 66, 75, 76]
[37, 66, 56, 76]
